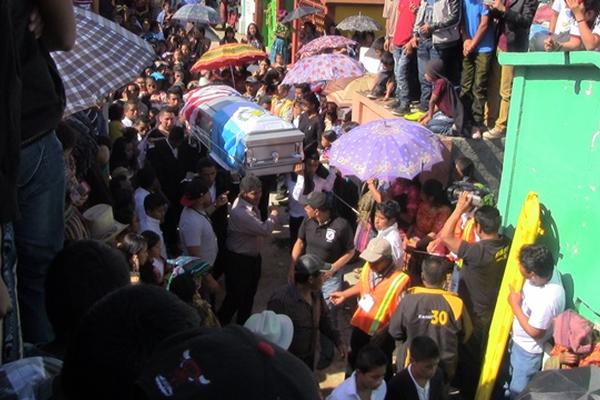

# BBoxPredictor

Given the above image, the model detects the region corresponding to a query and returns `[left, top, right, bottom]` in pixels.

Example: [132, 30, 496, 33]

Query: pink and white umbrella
[297, 35, 357, 57]
[282, 53, 366, 85]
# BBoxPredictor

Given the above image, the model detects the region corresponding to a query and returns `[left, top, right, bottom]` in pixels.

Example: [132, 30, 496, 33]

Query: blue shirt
[463, 0, 496, 53]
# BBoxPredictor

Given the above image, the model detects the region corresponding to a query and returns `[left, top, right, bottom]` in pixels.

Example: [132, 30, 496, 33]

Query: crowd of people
[379, 0, 600, 138]
[1, 0, 598, 399]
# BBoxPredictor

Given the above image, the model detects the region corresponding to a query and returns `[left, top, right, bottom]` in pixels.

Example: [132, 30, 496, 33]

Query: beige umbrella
[323, 74, 376, 107]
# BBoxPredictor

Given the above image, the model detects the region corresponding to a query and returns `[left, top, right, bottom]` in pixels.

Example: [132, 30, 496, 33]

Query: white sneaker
[482, 127, 505, 139]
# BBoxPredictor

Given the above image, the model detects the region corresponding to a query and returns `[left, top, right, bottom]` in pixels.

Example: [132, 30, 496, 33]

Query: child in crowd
[259, 95, 272, 111]
[418, 59, 464, 136]
[320, 130, 337, 165]
[385, 336, 445, 400]
[117, 232, 148, 279]
[140, 192, 168, 259]
[368, 51, 396, 101]
[140, 230, 169, 286]
[507, 244, 566, 398]
[328, 345, 388, 400]
[292, 100, 303, 128]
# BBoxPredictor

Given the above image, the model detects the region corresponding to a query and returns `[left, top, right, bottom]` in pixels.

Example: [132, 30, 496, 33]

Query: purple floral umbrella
[329, 118, 444, 181]
[282, 53, 365, 85]
[297, 35, 357, 57]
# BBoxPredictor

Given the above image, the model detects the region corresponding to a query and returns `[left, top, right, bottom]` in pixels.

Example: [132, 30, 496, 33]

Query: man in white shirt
[121, 101, 138, 128]
[508, 244, 566, 399]
[328, 345, 387, 400]
[217, 175, 279, 325]
[134, 166, 160, 231]
[374, 200, 405, 268]
[139, 192, 168, 259]
[287, 153, 336, 247]
[178, 178, 223, 266]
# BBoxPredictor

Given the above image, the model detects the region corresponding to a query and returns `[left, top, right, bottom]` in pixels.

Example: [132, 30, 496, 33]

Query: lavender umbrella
[329, 119, 444, 181]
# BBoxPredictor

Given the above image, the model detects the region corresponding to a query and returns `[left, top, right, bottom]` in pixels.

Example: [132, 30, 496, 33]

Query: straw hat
[82, 204, 128, 242]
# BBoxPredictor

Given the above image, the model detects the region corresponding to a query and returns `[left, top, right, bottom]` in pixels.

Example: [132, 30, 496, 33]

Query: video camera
[446, 180, 494, 208]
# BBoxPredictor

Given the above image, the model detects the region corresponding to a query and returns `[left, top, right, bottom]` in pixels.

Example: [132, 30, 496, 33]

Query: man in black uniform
[289, 191, 354, 368]
[389, 257, 472, 383]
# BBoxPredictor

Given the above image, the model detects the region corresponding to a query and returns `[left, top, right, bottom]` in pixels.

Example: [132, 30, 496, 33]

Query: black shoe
[385, 100, 402, 109]
[367, 93, 382, 100]
[391, 105, 411, 116]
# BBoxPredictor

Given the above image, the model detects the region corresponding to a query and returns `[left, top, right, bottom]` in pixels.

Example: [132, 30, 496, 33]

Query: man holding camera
[428, 192, 510, 399]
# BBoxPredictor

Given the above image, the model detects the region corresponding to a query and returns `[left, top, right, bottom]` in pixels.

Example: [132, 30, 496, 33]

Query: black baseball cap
[295, 254, 332, 275]
[305, 191, 329, 210]
[136, 326, 320, 400]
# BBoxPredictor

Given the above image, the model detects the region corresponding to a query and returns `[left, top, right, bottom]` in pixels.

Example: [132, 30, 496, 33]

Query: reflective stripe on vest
[351, 264, 410, 336]
[367, 272, 410, 335]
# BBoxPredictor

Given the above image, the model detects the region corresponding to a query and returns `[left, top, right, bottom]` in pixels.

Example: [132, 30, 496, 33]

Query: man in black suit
[146, 126, 187, 255]
[386, 336, 445, 400]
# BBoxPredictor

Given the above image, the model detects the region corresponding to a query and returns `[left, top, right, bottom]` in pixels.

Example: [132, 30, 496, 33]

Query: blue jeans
[319, 270, 343, 368]
[416, 39, 441, 111]
[426, 111, 454, 135]
[393, 46, 413, 107]
[14, 132, 65, 344]
[509, 341, 542, 399]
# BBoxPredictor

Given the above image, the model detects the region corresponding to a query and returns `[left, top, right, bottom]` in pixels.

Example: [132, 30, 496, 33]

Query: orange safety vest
[351, 263, 410, 336]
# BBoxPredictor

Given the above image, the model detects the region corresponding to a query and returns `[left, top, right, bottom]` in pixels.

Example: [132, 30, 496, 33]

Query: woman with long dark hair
[242, 22, 265, 51]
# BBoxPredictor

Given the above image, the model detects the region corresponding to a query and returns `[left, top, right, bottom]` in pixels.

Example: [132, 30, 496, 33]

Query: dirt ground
[250, 197, 357, 397]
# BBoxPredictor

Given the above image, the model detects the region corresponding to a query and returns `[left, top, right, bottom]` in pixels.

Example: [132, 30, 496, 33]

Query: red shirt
[393, 0, 419, 46]
[432, 78, 454, 118]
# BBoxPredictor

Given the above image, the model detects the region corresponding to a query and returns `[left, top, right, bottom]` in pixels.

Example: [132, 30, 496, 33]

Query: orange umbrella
[190, 43, 267, 73]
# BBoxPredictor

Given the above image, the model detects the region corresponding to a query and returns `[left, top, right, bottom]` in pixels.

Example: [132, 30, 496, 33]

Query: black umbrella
[280, 6, 320, 23]
[517, 366, 600, 400]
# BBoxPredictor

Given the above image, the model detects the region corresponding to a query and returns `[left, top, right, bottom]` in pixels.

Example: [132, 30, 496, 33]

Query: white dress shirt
[226, 197, 276, 257]
[287, 172, 337, 218]
[327, 371, 386, 400]
[408, 364, 430, 400]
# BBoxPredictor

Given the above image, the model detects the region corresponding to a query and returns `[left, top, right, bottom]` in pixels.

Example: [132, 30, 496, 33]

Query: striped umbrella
[297, 35, 357, 57]
[172, 3, 221, 25]
[51, 7, 156, 116]
[282, 53, 366, 85]
[190, 43, 267, 73]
